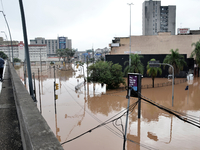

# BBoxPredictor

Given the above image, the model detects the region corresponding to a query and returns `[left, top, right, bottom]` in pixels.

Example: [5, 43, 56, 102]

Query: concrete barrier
[9, 62, 63, 150]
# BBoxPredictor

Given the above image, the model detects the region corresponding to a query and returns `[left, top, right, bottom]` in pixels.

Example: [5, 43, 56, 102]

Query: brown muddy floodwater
[15, 64, 200, 150]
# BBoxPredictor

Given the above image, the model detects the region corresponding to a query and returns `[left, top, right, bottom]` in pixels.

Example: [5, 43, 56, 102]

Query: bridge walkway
[0, 62, 23, 149]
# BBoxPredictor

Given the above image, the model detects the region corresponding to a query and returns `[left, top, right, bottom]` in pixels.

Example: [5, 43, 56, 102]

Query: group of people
[0, 57, 5, 82]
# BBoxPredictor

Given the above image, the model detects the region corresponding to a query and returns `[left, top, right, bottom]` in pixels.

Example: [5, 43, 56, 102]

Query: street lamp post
[149, 62, 174, 106]
[127, 3, 133, 67]
[18, 0, 35, 101]
[124, 3, 134, 150]
[0, 11, 14, 63]
[1, 31, 10, 60]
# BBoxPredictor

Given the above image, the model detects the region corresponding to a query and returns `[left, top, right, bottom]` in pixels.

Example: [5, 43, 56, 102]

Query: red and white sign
[177, 28, 190, 34]
[18, 41, 24, 50]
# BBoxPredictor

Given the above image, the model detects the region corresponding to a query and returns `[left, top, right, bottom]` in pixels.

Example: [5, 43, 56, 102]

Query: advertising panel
[177, 28, 190, 34]
[59, 37, 66, 49]
[111, 43, 120, 47]
[124, 51, 141, 54]
[127, 74, 138, 97]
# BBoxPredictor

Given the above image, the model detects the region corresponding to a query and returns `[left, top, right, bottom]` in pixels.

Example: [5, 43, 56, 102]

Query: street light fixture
[18, 0, 35, 101]
[1, 31, 10, 60]
[0, 11, 14, 63]
[124, 3, 134, 150]
[127, 3, 133, 67]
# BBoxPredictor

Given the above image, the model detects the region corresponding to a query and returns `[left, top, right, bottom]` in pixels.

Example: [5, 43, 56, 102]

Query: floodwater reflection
[15, 64, 200, 150]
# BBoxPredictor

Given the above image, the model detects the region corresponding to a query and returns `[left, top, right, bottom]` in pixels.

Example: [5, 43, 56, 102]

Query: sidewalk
[0, 63, 23, 149]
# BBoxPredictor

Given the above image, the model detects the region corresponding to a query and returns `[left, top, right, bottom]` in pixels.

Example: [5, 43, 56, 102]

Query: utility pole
[54, 66, 59, 114]
[19, 0, 35, 101]
[40, 48, 42, 73]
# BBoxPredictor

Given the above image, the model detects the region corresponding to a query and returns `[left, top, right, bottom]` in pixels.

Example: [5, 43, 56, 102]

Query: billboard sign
[59, 37, 66, 49]
[177, 28, 190, 35]
[111, 43, 120, 47]
[149, 61, 160, 67]
[128, 74, 138, 97]
[124, 51, 141, 54]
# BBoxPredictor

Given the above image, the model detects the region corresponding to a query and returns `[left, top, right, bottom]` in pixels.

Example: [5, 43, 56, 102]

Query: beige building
[110, 32, 200, 58]
[0, 37, 19, 45]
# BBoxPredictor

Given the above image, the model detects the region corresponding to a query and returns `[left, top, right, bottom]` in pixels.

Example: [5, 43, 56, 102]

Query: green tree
[146, 58, 162, 88]
[124, 54, 144, 76]
[0, 51, 8, 59]
[191, 40, 200, 67]
[13, 58, 21, 62]
[163, 49, 187, 77]
[87, 61, 125, 89]
[56, 49, 64, 62]
[56, 48, 76, 69]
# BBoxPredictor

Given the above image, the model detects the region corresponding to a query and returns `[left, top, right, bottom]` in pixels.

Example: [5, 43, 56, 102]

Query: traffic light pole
[54, 66, 57, 114]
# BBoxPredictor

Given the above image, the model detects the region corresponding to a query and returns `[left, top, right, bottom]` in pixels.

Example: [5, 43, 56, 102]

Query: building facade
[142, 0, 176, 35]
[30, 37, 72, 57]
[0, 41, 47, 62]
[0, 37, 19, 45]
[110, 32, 200, 58]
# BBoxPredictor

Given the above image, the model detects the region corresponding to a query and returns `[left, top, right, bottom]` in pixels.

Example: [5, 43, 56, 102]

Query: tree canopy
[191, 40, 200, 67]
[146, 58, 162, 88]
[87, 61, 125, 89]
[13, 58, 21, 62]
[163, 49, 187, 76]
[56, 48, 76, 63]
[124, 54, 144, 76]
[0, 51, 8, 59]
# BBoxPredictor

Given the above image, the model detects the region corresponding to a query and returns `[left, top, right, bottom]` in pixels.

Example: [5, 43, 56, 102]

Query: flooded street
[15, 64, 200, 150]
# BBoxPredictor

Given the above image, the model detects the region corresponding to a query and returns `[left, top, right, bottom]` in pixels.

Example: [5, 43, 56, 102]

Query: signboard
[177, 28, 190, 35]
[59, 37, 66, 49]
[96, 53, 102, 56]
[124, 51, 141, 54]
[149, 61, 160, 67]
[128, 74, 138, 97]
[111, 43, 120, 47]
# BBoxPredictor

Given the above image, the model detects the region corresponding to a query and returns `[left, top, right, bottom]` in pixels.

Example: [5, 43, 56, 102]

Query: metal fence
[141, 78, 187, 89]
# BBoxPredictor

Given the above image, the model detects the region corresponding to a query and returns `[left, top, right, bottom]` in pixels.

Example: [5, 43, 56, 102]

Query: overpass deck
[0, 62, 23, 149]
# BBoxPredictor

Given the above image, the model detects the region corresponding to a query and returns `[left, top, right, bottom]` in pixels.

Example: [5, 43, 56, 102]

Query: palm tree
[146, 59, 162, 88]
[163, 49, 187, 77]
[191, 40, 200, 76]
[124, 54, 144, 76]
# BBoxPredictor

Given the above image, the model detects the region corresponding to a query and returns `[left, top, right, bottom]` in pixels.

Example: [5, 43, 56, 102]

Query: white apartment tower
[142, 0, 176, 35]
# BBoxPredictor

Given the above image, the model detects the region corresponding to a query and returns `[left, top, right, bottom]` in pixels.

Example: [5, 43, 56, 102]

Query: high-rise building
[142, 0, 176, 35]
[30, 37, 72, 57]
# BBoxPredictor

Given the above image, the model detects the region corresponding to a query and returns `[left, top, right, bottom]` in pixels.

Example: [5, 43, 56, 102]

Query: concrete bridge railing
[9, 62, 64, 150]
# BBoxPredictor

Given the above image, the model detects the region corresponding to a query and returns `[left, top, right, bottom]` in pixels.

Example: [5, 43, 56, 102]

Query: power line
[59, 87, 158, 149]
[61, 100, 139, 145]
[140, 94, 200, 128]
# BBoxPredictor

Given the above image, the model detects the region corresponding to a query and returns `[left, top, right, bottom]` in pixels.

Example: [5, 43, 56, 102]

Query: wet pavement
[15, 64, 200, 150]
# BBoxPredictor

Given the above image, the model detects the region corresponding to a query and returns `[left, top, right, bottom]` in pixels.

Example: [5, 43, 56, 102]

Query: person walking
[0, 57, 5, 82]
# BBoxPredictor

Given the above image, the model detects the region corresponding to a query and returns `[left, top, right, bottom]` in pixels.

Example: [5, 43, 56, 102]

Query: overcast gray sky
[0, 0, 200, 51]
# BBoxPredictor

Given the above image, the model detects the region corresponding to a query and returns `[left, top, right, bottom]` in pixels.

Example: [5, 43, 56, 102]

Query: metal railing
[141, 78, 187, 89]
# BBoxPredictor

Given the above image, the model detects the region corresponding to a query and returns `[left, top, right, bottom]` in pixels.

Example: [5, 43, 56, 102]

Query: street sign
[149, 61, 160, 67]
